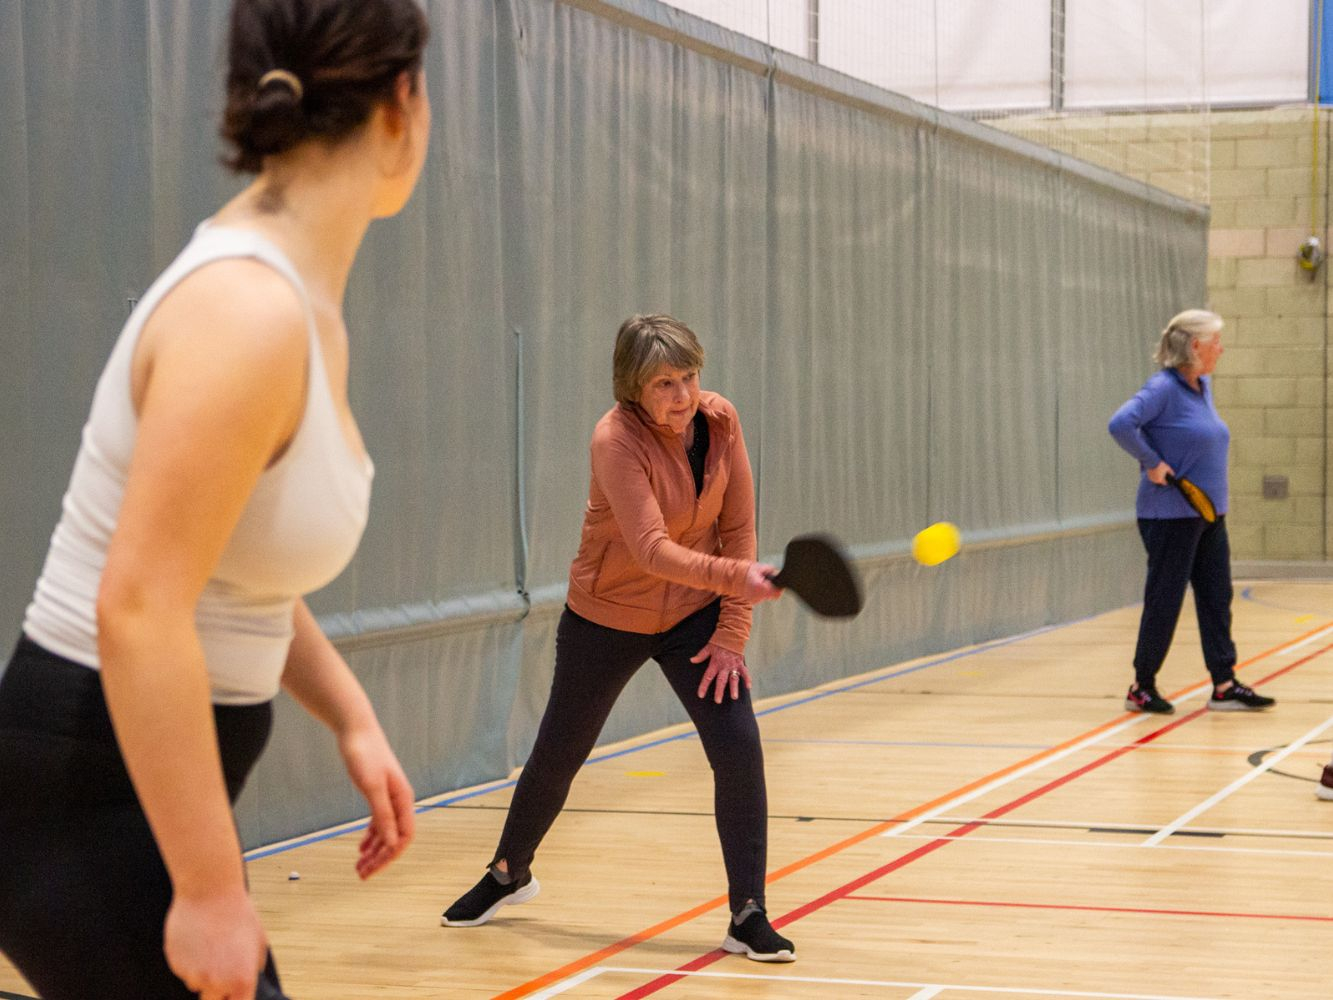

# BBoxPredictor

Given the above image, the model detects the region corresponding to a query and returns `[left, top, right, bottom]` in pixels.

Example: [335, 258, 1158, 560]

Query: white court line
[544, 965, 1229, 1000]
[907, 988, 945, 1000]
[881, 831, 1333, 859]
[1144, 712, 1333, 847]
[527, 967, 607, 999]
[883, 628, 1286, 846]
[880, 713, 1154, 840]
[876, 666, 1312, 850]
[1275, 622, 1333, 654]
[879, 625, 1330, 845]
[539, 635, 1325, 1000]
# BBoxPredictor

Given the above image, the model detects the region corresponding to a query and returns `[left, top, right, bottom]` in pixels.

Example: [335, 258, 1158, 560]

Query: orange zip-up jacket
[565, 391, 756, 652]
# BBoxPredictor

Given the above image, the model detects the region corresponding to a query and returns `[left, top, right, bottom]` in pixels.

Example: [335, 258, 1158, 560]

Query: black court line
[1250, 738, 1331, 783]
[1239, 583, 1333, 615]
[1080, 827, 1224, 839]
[442, 806, 1244, 837]
[440, 803, 911, 824]
[1, 990, 38, 999]
[440, 803, 1333, 838]
[918, 815, 1333, 841]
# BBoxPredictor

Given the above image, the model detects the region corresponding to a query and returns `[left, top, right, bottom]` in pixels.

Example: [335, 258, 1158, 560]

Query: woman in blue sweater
[1108, 309, 1275, 715]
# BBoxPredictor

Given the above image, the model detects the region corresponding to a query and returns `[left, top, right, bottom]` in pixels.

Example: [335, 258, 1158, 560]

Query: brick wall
[997, 108, 1331, 561]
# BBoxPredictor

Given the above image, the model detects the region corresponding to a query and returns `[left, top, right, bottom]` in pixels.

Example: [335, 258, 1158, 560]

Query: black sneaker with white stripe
[441, 868, 539, 927]
[721, 907, 795, 962]
[1208, 681, 1275, 711]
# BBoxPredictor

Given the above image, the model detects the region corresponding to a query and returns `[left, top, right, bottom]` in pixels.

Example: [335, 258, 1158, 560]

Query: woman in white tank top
[0, 3, 431, 998]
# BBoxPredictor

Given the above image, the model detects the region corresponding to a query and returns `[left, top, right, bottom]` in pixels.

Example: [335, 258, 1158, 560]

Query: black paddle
[767, 533, 864, 618]
[1164, 473, 1216, 523]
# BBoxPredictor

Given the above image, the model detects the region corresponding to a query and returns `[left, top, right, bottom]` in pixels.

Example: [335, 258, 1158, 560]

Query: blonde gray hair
[613, 314, 705, 404]
[1153, 309, 1222, 369]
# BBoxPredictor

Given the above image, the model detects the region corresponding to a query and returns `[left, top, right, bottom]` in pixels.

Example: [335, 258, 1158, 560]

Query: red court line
[612, 642, 1333, 999]
[612, 714, 1199, 999]
[491, 623, 1333, 1000]
[760, 709, 1202, 930]
[1249, 643, 1333, 687]
[843, 894, 1333, 923]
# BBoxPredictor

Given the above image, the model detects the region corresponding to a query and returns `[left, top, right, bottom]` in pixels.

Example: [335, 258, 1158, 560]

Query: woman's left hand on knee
[691, 643, 751, 703]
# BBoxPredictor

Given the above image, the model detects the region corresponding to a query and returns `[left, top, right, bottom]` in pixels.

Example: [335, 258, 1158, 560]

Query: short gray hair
[1153, 309, 1222, 369]
[612, 314, 705, 404]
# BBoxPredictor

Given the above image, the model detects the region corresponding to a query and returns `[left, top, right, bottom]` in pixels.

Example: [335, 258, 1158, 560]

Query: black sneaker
[721, 908, 795, 963]
[1207, 682, 1275, 712]
[1125, 684, 1174, 714]
[441, 869, 539, 927]
[1317, 764, 1333, 802]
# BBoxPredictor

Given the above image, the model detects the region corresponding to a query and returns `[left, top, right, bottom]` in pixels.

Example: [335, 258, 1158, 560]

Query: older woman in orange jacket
[441, 314, 794, 962]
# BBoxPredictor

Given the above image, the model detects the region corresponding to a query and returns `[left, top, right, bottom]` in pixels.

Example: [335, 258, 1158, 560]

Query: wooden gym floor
[4, 579, 1331, 998]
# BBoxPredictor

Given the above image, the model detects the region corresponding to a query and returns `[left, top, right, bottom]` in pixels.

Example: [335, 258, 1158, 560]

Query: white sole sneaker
[1206, 699, 1274, 711]
[721, 934, 796, 963]
[440, 876, 540, 927]
[1317, 784, 1333, 801]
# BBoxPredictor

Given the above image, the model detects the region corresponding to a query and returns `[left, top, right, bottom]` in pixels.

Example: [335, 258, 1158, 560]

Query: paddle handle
[1164, 473, 1216, 522]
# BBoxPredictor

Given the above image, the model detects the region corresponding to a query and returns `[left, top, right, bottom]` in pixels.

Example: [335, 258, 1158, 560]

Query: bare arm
[97, 261, 307, 999]
[283, 599, 415, 878]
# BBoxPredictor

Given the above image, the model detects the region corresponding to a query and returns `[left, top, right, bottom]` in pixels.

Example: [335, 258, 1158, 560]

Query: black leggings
[493, 601, 769, 913]
[1133, 516, 1237, 688]
[0, 637, 286, 1000]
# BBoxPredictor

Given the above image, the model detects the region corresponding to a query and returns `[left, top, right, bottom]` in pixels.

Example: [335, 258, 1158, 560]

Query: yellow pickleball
[912, 521, 961, 566]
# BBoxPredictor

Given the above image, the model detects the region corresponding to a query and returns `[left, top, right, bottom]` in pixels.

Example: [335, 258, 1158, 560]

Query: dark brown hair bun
[221, 0, 429, 174]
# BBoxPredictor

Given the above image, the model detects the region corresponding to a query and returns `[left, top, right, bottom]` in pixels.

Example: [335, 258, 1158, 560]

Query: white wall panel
[665, 0, 1310, 110]
[2, 0, 1209, 848]
[667, 0, 811, 55]
[1067, 0, 1306, 108]
[819, 0, 1050, 110]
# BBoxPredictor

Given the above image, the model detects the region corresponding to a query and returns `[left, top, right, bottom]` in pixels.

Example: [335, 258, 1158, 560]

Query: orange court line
[490, 618, 1333, 1000]
[616, 641, 1333, 999]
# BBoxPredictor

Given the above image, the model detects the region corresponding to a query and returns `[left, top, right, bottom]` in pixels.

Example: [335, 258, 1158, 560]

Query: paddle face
[768, 533, 864, 618]
[1165, 473, 1216, 523]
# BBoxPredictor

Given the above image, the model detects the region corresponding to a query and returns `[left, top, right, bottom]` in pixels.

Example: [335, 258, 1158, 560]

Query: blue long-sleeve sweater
[1108, 368, 1229, 519]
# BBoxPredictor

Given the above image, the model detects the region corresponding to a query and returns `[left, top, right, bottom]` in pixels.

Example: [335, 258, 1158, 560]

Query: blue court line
[751, 622, 1064, 720]
[1239, 585, 1273, 609]
[1238, 584, 1333, 616]
[244, 618, 1075, 861]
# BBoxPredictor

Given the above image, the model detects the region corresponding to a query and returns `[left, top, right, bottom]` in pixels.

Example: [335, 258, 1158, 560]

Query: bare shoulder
[142, 258, 308, 378]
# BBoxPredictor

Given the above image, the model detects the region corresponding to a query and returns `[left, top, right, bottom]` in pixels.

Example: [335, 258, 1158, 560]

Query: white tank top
[23, 223, 374, 705]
